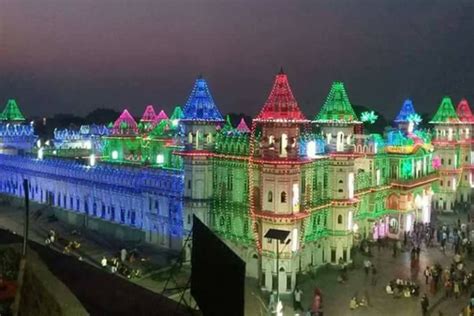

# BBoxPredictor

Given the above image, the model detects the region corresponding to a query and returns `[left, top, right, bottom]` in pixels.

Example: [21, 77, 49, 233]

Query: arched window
[268, 135, 275, 145]
[188, 132, 193, 144]
[280, 191, 287, 203]
[280, 133, 288, 157]
[195, 130, 200, 148]
[337, 214, 343, 224]
[268, 191, 273, 202]
[337, 132, 345, 152]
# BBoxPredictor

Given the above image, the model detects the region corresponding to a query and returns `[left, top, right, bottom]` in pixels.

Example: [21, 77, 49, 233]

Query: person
[120, 248, 127, 262]
[445, 279, 453, 298]
[311, 291, 321, 315]
[359, 295, 368, 307]
[101, 256, 107, 268]
[0, 274, 6, 291]
[371, 265, 377, 286]
[392, 241, 397, 257]
[364, 259, 371, 276]
[424, 266, 431, 285]
[50, 230, 56, 243]
[349, 296, 358, 310]
[111, 258, 118, 273]
[268, 291, 276, 313]
[386, 284, 394, 294]
[421, 294, 429, 315]
[293, 286, 303, 312]
[454, 280, 460, 298]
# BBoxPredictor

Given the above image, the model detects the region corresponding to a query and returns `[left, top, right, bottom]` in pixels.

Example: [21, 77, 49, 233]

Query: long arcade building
[0, 71, 473, 293]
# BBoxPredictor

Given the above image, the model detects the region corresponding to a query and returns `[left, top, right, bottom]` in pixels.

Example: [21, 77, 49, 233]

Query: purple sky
[1, 0, 473, 119]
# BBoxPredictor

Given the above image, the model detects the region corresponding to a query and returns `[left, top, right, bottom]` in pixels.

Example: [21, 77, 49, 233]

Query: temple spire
[456, 98, 474, 123]
[0, 99, 25, 121]
[430, 96, 460, 124]
[314, 82, 359, 123]
[255, 71, 307, 122]
[394, 99, 417, 123]
[156, 110, 169, 122]
[140, 105, 157, 122]
[182, 77, 223, 122]
[112, 109, 138, 135]
[236, 117, 250, 133]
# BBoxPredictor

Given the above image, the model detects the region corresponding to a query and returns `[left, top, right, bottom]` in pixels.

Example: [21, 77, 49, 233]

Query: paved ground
[0, 229, 191, 316]
[267, 212, 473, 316]
[0, 200, 187, 295]
[2, 195, 471, 315]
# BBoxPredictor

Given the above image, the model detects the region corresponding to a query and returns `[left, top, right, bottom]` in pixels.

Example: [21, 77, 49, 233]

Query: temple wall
[0, 154, 185, 250]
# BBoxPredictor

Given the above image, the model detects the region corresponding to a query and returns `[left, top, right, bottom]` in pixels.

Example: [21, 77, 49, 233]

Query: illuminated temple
[0, 71, 473, 293]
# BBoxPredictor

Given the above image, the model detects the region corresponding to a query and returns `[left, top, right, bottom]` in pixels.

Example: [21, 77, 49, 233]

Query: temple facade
[0, 72, 473, 294]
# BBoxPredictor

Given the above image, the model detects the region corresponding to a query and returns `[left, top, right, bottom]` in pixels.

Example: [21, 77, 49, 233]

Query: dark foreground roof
[0, 229, 190, 316]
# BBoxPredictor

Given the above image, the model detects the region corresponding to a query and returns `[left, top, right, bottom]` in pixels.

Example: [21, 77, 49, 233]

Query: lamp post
[264, 228, 290, 307]
[22, 179, 30, 257]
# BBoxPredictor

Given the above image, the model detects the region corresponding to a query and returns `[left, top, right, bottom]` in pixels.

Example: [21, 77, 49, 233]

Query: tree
[85, 108, 120, 125]
[353, 105, 388, 134]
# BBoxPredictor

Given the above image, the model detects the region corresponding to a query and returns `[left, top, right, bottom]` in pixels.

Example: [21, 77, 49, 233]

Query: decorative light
[307, 141, 317, 158]
[156, 154, 164, 164]
[361, 111, 378, 124]
[352, 223, 359, 233]
[432, 156, 441, 169]
[111, 150, 118, 160]
[347, 210, 353, 230]
[89, 154, 96, 167]
[37, 139, 41, 148]
[348, 172, 354, 199]
[422, 195, 430, 223]
[406, 214, 413, 232]
[37, 147, 44, 160]
[291, 228, 298, 252]
[85, 140, 92, 150]
[407, 113, 422, 125]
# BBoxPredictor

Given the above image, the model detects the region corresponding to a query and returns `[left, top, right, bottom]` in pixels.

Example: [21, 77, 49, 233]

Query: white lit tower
[313, 82, 361, 263]
[455, 99, 474, 208]
[250, 70, 308, 293]
[430, 97, 461, 212]
[180, 76, 224, 234]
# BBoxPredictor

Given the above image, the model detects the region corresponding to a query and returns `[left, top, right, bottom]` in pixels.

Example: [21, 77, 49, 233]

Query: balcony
[391, 173, 438, 190]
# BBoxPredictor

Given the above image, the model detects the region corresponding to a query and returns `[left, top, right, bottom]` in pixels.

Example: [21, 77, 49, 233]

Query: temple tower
[251, 70, 308, 293]
[455, 99, 474, 208]
[180, 76, 224, 234]
[313, 82, 359, 264]
[430, 97, 461, 212]
[0, 99, 36, 153]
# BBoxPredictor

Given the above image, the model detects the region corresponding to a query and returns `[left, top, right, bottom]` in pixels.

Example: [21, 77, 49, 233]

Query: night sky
[1, 0, 474, 120]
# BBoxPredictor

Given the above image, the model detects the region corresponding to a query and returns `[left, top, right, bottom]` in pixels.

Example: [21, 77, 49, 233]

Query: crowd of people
[385, 278, 420, 298]
[100, 248, 142, 279]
